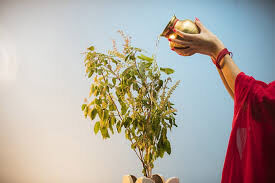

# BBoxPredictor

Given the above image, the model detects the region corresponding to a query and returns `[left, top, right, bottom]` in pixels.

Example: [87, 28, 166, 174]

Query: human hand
[168, 18, 225, 60]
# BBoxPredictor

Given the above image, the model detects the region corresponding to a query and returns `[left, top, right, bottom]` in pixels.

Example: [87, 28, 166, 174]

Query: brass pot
[160, 15, 200, 49]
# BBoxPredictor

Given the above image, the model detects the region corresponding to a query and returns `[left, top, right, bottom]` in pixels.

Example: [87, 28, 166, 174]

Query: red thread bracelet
[211, 48, 232, 69]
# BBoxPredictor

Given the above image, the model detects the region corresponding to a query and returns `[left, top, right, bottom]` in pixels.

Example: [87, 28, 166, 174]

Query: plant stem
[129, 137, 148, 177]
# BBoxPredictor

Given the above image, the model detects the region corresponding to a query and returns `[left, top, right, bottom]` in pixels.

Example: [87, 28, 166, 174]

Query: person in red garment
[168, 17, 275, 183]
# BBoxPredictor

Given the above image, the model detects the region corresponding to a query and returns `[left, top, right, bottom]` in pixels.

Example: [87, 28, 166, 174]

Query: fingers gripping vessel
[160, 15, 200, 49]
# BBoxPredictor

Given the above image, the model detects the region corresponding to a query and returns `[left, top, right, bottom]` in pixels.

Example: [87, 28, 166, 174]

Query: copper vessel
[160, 15, 200, 49]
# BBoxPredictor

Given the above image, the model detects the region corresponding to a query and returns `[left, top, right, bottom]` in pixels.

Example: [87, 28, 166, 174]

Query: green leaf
[100, 120, 105, 128]
[98, 69, 103, 75]
[133, 82, 139, 91]
[122, 65, 135, 77]
[103, 110, 109, 121]
[100, 127, 110, 139]
[165, 140, 171, 155]
[88, 70, 94, 78]
[160, 150, 165, 158]
[156, 80, 163, 91]
[123, 117, 131, 128]
[90, 108, 97, 120]
[103, 59, 108, 65]
[130, 54, 135, 60]
[111, 58, 118, 65]
[107, 64, 112, 70]
[109, 103, 116, 111]
[111, 116, 116, 125]
[95, 98, 102, 105]
[131, 127, 136, 135]
[81, 104, 87, 111]
[109, 119, 114, 134]
[97, 108, 103, 120]
[131, 142, 137, 149]
[125, 55, 130, 62]
[84, 107, 88, 118]
[137, 54, 153, 62]
[144, 62, 152, 68]
[160, 67, 175, 75]
[87, 46, 94, 51]
[121, 104, 127, 115]
[162, 128, 167, 140]
[94, 121, 100, 134]
[125, 130, 129, 139]
[112, 78, 116, 85]
[116, 122, 122, 133]
[94, 89, 98, 96]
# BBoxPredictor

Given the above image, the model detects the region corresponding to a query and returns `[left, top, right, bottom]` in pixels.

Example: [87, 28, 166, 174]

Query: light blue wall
[0, 0, 274, 183]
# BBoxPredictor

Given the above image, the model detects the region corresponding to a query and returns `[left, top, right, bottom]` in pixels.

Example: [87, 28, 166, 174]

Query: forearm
[219, 54, 241, 95]
[217, 67, 234, 99]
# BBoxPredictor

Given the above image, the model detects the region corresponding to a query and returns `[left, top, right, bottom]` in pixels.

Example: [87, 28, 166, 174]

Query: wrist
[210, 40, 225, 60]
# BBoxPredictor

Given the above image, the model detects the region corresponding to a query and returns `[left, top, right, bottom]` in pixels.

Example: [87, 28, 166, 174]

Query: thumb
[194, 17, 206, 33]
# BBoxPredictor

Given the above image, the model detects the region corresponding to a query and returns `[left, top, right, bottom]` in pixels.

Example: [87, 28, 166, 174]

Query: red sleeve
[250, 80, 275, 122]
[234, 72, 255, 105]
[234, 72, 275, 121]
[233, 72, 255, 121]
[234, 72, 275, 182]
[235, 72, 275, 122]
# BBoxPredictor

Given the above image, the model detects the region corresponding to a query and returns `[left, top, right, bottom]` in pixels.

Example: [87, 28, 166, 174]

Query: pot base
[122, 174, 179, 183]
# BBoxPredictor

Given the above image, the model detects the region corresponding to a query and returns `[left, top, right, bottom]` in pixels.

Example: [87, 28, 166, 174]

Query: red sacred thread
[211, 48, 232, 69]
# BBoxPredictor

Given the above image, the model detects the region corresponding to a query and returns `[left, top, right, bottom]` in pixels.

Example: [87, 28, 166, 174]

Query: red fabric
[221, 72, 275, 183]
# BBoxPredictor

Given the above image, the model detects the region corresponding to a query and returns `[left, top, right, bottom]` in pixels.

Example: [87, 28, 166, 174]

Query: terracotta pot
[122, 174, 179, 183]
